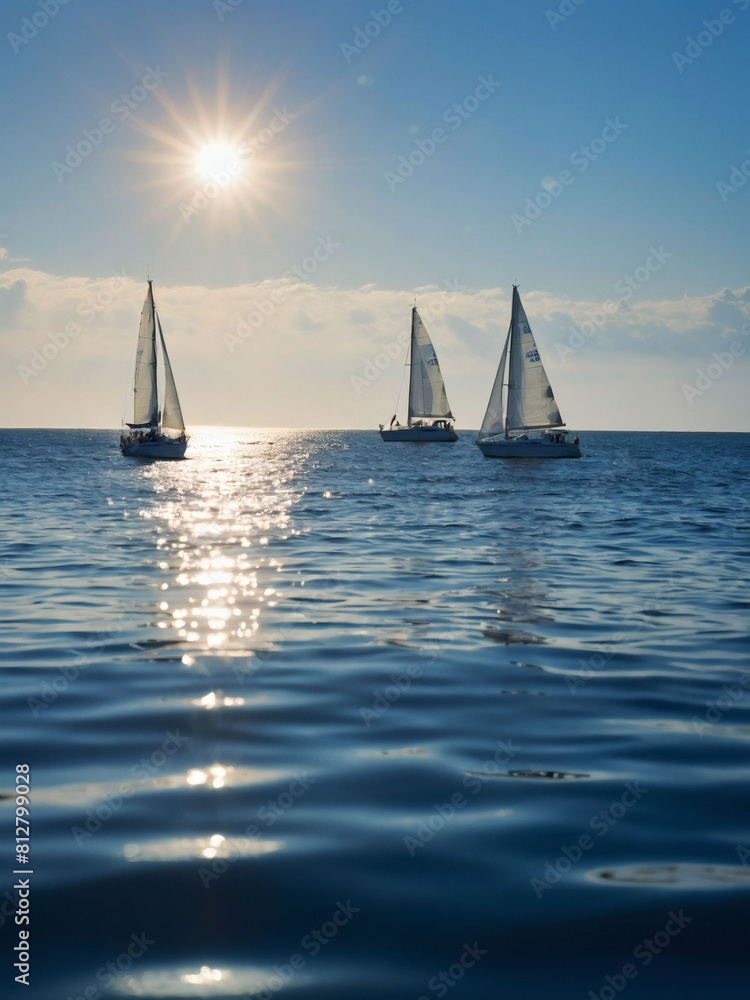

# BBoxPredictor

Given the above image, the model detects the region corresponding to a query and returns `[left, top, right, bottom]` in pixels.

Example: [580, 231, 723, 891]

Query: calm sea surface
[1, 428, 749, 1000]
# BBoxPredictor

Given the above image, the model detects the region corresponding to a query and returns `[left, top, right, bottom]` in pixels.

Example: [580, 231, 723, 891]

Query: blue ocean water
[1, 428, 749, 1000]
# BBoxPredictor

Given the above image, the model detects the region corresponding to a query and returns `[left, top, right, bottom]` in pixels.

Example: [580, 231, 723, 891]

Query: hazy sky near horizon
[1, 0, 748, 430]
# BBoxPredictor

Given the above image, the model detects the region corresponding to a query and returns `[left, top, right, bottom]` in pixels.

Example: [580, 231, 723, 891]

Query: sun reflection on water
[112, 963, 275, 996]
[183, 965, 223, 985]
[123, 834, 282, 862]
[137, 428, 299, 662]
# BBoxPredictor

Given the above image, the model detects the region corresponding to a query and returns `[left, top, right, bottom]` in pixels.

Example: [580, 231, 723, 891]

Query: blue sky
[1, 0, 748, 429]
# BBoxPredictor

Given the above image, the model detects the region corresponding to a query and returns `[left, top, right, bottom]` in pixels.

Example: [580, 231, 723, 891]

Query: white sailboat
[477, 285, 581, 459]
[120, 281, 189, 459]
[379, 307, 458, 442]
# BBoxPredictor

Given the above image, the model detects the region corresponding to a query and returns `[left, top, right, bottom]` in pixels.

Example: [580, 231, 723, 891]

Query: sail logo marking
[525, 350, 540, 362]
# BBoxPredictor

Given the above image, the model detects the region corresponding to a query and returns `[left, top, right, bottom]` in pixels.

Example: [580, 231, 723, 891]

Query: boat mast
[406, 306, 416, 427]
[504, 287, 518, 439]
[152, 284, 162, 429]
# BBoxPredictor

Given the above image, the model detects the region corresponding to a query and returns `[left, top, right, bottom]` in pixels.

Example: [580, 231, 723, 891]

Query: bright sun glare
[196, 141, 240, 179]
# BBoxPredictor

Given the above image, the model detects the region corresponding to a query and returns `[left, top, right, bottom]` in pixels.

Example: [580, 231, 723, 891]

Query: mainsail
[506, 287, 562, 432]
[157, 316, 185, 433]
[131, 282, 158, 426]
[407, 308, 453, 423]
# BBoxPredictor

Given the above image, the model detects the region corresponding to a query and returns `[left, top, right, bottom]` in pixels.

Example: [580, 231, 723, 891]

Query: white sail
[157, 315, 185, 433]
[505, 286, 563, 431]
[407, 308, 453, 422]
[477, 324, 510, 441]
[131, 282, 158, 426]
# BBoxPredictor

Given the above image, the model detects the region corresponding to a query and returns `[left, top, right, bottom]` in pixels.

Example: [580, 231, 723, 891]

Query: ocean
[1, 428, 749, 1000]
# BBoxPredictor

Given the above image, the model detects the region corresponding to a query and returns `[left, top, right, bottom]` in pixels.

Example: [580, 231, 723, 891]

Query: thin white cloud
[0, 247, 32, 265]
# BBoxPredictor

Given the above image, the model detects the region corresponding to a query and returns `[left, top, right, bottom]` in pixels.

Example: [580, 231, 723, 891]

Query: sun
[116, 59, 310, 239]
[196, 141, 241, 180]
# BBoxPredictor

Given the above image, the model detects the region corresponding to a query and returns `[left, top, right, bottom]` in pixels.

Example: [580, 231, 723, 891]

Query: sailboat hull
[380, 427, 458, 442]
[477, 439, 581, 459]
[121, 437, 188, 460]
